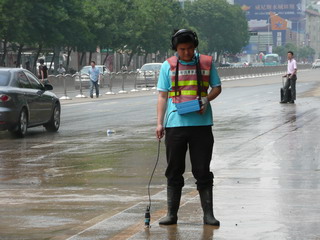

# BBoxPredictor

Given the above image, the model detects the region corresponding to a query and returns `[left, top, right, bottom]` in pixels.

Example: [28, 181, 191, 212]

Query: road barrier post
[75, 73, 87, 98]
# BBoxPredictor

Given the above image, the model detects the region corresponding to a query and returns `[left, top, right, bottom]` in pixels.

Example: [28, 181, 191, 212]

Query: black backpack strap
[196, 57, 203, 99]
[175, 58, 180, 96]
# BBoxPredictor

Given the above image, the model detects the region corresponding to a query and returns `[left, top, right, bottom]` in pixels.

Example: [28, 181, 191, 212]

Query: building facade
[234, 0, 320, 59]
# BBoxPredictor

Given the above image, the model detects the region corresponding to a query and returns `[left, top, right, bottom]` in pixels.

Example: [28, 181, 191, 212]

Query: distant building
[234, 0, 320, 59]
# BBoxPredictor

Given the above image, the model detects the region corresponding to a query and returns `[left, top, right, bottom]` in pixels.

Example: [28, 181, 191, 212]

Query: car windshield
[140, 64, 162, 71]
[80, 66, 103, 74]
[0, 71, 11, 86]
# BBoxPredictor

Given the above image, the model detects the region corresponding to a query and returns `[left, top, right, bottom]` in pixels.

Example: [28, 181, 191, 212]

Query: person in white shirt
[281, 51, 297, 104]
[57, 64, 66, 75]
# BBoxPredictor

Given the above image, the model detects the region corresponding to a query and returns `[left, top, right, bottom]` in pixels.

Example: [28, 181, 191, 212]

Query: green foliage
[184, 0, 249, 56]
[273, 43, 315, 61]
[0, 0, 249, 64]
[298, 46, 315, 60]
[123, 0, 185, 56]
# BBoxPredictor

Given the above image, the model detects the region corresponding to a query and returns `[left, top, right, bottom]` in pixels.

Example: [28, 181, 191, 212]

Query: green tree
[273, 43, 297, 62]
[82, 0, 129, 66]
[0, 0, 30, 66]
[298, 46, 315, 61]
[184, 0, 249, 61]
[123, 0, 185, 65]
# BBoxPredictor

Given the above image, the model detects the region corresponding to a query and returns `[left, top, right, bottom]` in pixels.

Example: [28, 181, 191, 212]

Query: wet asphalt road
[0, 70, 320, 239]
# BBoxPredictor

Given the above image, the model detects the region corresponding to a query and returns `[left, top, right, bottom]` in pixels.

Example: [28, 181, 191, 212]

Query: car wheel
[44, 104, 60, 132]
[10, 108, 28, 137]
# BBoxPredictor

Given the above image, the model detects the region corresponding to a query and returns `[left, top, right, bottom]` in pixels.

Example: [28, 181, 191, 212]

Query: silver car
[74, 65, 110, 89]
[0, 68, 61, 137]
[136, 63, 162, 87]
[312, 59, 320, 69]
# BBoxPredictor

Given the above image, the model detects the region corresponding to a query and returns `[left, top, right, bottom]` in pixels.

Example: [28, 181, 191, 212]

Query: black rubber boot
[159, 186, 182, 225]
[199, 187, 220, 226]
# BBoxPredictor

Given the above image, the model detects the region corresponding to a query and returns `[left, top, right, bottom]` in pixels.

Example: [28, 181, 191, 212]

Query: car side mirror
[44, 84, 53, 91]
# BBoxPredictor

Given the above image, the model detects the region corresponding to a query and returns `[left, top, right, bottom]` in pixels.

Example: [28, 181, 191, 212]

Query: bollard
[141, 71, 150, 91]
[130, 71, 139, 92]
[151, 71, 158, 90]
[118, 72, 128, 94]
[59, 74, 72, 100]
[75, 73, 87, 98]
[106, 72, 115, 95]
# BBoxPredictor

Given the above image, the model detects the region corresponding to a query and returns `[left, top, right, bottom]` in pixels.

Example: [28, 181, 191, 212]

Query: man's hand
[199, 97, 208, 115]
[156, 124, 165, 140]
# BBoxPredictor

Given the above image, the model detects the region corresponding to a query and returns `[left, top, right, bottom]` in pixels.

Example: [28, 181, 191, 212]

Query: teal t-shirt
[157, 54, 221, 128]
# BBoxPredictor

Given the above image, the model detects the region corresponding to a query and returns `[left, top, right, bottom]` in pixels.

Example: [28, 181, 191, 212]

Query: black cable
[145, 139, 160, 228]
[147, 139, 161, 208]
[145, 110, 176, 228]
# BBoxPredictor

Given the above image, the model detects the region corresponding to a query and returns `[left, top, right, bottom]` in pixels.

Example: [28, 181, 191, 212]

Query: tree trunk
[53, 46, 60, 74]
[49, 50, 55, 74]
[0, 39, 8, 67]
[215, 51, 221, 63]
[33, 44, 42, 75]
[88, 52, 92, 64]
[79, 52, 86, 67]
[16, 44, 24, 67]
[144, 52, 148, 64]
[102, 53, 109, 65]
[127, 51, 135, 68]
[66, 47, 72, 71]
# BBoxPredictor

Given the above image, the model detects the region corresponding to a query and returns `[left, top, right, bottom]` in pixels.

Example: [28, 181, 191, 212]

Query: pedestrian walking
[38, 59, 48, 84]
[57, 64, 66, 75]
[280, 51, 297, 104]
[88, 61, 100, 98]
[156, 29, 222, 226]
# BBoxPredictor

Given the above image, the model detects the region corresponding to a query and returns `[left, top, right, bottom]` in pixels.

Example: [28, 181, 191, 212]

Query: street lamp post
[267, 14, 278, 54]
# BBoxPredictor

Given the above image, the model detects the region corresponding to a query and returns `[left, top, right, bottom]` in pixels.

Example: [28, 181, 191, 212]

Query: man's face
[176, 42, 195, 62]
[287, 53, 293, 60]
[91, 62, 95, 67]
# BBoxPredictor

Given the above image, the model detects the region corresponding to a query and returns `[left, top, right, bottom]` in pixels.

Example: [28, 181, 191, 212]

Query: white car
[312, 59, 320, 69]
[136, 63, 162, 87]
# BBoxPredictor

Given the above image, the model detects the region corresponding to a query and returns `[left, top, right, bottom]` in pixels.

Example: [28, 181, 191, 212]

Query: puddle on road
[0, 123, 167, 239]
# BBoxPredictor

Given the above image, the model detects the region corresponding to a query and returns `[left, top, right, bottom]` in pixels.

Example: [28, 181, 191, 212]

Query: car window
[141, 64, 162, 71]
[80, 67, 90, 74]
[17, 71, 32, 88]
[0, 71, 11, 86]
[10, 77, 20, 87]
[24, 71, 43, 90]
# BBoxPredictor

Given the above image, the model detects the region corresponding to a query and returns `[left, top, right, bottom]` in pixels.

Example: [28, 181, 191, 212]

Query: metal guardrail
[47, 64, 312, 99]
[217, 64, 311, 81]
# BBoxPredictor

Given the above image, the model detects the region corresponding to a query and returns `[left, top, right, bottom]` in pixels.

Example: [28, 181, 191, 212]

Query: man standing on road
[280, 51, 297, 104]
[88, 61, 100, 98]
[156, 29, 221, 226]
[38, 59, 48, 84]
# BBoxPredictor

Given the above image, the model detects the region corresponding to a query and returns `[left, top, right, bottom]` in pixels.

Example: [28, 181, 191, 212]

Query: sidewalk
[59, 89, 158, 105]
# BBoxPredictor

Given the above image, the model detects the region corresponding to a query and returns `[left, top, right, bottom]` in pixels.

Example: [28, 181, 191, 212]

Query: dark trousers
[165, 126, 214, 190]
[284, 75, 297, 101]
[90, 80, 99, 97]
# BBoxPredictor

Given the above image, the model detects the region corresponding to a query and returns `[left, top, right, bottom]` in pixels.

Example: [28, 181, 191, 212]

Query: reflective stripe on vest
[167, 55, 212, 103]
[168, 91, 208, 97]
